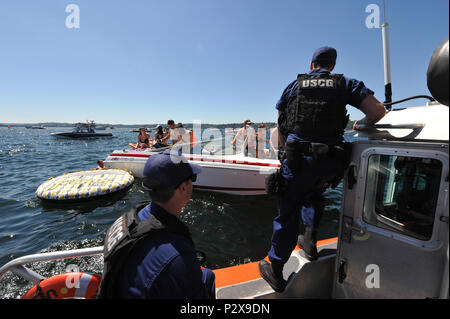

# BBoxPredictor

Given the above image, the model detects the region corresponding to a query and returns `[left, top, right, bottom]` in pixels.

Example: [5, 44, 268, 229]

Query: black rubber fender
[427, 38, 449, 106]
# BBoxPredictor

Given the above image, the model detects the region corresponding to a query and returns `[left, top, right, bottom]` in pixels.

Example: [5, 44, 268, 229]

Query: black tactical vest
[281, 73, 349, 140]
[97, 202, 194, 299]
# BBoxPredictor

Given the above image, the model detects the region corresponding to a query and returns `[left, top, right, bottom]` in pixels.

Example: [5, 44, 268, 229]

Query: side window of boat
[362, 154, 443, 241]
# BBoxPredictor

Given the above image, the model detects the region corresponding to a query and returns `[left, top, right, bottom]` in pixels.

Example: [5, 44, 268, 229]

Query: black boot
[258, 260, 286, 293]
[297, 227, 318, 261]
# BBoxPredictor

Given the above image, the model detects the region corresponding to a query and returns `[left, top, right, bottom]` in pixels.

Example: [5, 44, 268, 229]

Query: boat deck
[214, 238, 338, 299]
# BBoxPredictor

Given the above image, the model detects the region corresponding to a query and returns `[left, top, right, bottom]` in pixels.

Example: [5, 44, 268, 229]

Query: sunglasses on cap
[174, 174, 197, 189]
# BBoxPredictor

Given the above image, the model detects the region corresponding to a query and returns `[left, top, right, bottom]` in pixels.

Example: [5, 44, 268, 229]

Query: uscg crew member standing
[98, 150, 215, 298]
[259, 46, 386, 292]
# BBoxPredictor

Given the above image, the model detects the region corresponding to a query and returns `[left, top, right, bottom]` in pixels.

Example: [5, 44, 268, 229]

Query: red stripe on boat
[108, 153, 281, 168]
[193, 185, 265, 192]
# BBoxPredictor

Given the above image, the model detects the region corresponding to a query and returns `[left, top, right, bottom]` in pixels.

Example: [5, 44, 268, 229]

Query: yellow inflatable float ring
[36, 169, 134, 201]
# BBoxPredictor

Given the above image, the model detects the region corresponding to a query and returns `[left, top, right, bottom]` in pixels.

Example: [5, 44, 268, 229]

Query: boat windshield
[184, 127, 278, 159]
[73, 124, 95, 133]
[150, 127, 279, 159]
[174, 138, 278, 159]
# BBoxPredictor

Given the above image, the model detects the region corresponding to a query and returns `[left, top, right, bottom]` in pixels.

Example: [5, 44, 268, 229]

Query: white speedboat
[104, 148, 280, 195]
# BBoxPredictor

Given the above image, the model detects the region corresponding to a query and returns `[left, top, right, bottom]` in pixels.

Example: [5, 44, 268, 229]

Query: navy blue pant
[268, 155, 344, 265]
[202, 268, 216, 299]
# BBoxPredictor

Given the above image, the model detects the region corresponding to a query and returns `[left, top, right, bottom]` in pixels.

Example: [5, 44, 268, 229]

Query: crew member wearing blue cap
[98, 150, 215, 298]
[259, 46, 386, 292]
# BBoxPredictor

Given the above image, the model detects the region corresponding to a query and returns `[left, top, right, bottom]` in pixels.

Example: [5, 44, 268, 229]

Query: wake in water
[0, 238, 104, 299]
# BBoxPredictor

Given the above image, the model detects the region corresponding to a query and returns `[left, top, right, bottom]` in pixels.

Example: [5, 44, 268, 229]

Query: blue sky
[0, 0, 448, 124]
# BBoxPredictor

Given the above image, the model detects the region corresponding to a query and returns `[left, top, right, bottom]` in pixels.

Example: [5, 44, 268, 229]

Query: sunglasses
[174, 174, 197, 189]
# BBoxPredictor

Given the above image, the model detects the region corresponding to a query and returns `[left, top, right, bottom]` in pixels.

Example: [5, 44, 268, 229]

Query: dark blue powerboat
[51, 121, 113, 138]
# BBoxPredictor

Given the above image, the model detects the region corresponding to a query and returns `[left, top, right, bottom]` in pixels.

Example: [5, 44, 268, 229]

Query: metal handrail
[383, 95, 435, 107]
[355, 123, 425, 131]
[0, 246, 104, 285]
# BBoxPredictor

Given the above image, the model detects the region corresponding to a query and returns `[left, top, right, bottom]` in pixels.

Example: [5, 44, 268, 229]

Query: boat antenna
[381, 0, 393, 110]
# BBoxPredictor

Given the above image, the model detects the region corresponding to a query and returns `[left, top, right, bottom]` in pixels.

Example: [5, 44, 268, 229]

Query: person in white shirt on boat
[175, 123, 192, 145]
[231, 119, 257, 157]
[167, 120, 182, 145]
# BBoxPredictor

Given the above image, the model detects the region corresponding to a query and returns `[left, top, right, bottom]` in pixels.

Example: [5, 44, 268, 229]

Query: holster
[284, 139, 353, 188]
[310, 143, 329, 161]
[285, 140, 331, 171]
[326, 142, 353, 188]
[285, 140, 307, 171]
[265, 169, 284, 195]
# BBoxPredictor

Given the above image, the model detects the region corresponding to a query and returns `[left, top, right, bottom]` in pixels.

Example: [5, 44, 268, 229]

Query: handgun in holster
[326, 142, 354, 189]
[285, 139, 307, 171]
[265, 169, 285, 195]
[285, 140, 331, 171]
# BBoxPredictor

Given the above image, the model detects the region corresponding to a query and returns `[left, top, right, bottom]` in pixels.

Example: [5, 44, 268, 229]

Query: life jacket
[97, 202, 194, 299]
[280, 73, 349, 141]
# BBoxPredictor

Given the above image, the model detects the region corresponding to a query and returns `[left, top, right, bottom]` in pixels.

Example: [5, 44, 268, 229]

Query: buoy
[21, 272, 101, 299]
[36, 169, 134, 202]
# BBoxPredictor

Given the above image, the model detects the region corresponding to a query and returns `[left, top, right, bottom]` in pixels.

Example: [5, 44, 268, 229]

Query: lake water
[0, 126, 346, 298]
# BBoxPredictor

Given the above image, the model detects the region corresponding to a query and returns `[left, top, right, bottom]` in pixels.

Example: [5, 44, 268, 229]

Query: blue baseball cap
[142, 150, 202, 191]
[312, 46, 337, 64]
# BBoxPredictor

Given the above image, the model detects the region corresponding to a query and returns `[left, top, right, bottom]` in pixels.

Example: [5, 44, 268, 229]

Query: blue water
[0, 127, 344, 298]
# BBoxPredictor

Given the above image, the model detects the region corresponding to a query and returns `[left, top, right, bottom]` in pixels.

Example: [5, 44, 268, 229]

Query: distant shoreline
[0, 122, 276, 129]
[0, 120, 356, 130]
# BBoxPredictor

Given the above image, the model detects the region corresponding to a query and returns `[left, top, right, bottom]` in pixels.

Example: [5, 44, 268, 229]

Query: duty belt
[284, 139, 347, 171]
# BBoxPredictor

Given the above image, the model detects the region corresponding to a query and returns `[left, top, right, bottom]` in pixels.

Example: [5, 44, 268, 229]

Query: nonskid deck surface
[213, 238, 338, 299]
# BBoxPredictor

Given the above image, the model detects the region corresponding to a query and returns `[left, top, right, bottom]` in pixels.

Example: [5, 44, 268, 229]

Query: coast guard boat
[0, 32, 448, 299]
[211, 36, 448, 299]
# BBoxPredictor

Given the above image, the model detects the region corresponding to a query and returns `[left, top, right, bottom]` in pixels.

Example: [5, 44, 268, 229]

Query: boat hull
[104, 150, 281, 195]
[51, 132, 113, 138]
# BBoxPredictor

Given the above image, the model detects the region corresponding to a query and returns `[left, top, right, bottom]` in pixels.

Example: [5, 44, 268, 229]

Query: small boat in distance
[51, 121, 113, 138]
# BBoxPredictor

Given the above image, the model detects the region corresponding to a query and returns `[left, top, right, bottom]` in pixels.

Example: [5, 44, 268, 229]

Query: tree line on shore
[1, 120, 356, 130]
